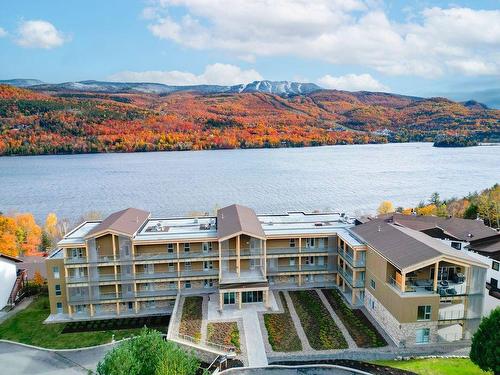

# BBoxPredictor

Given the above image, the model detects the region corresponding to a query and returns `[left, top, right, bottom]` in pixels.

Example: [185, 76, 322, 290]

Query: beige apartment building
[45, 204, 489, 347]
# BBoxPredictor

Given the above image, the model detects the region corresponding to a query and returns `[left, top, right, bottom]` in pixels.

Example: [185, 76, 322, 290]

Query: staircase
[6, 269, 27, 309]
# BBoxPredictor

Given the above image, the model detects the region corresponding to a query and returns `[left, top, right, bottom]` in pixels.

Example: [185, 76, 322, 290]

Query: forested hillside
[0, 84, 498, 155]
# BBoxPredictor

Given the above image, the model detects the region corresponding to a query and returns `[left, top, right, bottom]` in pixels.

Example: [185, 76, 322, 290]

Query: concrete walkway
[0, 341, 117, 374]
[316, 289, 357, 349]
[0, 298, 33, 324]
[283, 291, 313, 351]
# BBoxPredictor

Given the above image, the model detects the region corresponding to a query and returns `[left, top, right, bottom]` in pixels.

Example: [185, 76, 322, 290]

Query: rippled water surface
[0, 143, 499, 221]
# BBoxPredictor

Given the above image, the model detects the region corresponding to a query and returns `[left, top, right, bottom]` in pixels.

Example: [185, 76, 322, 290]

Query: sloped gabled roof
[217, 204, 265, 241]
[86, 208, 150, 238]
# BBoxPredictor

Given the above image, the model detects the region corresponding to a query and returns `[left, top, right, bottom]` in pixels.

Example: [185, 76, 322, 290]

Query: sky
[0, 0, 499, 106]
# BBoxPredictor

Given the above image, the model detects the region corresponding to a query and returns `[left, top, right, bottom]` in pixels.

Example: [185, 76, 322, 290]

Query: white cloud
[0, 27, 7, 38]
[16, 20, 68, 49]
[143, 1, 500, 78]
[108, 63, 263, 86]
[318, 73, 388, 91]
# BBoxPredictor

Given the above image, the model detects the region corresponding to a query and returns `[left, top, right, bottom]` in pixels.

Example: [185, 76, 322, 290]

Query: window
[305, 256, 314, 265]
[202, 242, 212, 252]
[223, 292, 235, 304]
[144, 263, 154, 274]
[204, 279, 213, 288]
[55, 284, 61, 296]
[370, 299, 375, 310]
[52, 266, 60, 279]
[185, 281, 191, 289]
[305, 238, 315, 248]
[289, 239, 296, 248]
[289, 258, 295, 266]
[493, 261, 499, 271]
[451, 242, 462, 250]
[370, 279, 376, 289]
[318, 238, 325, 249]
[289, 275, 295, 284]
[183, 243, 190, 252]
[417, 305, 432, 321]
[184, 261, 192, 271]
[416, 328, 430, 344]
[490, 278, 498, 289]
[167, 243, 174, 253]
[169, 281, 176, 289]
[56, 302, 63, 313]
[71, 248, 83, 258]
[242, 291, 263, 303]
[203, 261, 213, 270]
[128, 302, 134, 310]
[168, 262, 175, 272]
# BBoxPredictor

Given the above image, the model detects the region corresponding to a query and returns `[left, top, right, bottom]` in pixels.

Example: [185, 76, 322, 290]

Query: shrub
[97, 328, 200, 375]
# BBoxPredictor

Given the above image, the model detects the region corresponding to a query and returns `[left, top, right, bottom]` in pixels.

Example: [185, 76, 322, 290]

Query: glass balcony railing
[179, 269, 218, 277]
[302, 246, 330, 253]
[338, 267, 365, 288]
[339, 250, 366, 268]
[134, 252, 177, 261]
[266, 247, 299, 255]
[134, 271, 178, 280]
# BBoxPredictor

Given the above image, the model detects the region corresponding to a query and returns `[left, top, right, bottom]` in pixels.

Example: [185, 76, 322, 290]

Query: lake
[0, 143, 499, 222]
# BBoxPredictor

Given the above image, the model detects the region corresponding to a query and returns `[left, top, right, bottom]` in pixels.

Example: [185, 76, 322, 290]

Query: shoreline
[1, 140, 498, 158]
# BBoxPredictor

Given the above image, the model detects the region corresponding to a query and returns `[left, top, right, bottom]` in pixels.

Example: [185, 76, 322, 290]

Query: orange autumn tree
[14, 213, 42, 255]
[0, 215, 18, 257]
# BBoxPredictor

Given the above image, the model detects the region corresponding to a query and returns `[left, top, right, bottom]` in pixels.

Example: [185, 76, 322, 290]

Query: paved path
[316, 289, 357, 349]
[0, 341, 116, 375]
[0, 298, 33, 324]
[283, 291, 313, 351]
[242, 311, 268, 367]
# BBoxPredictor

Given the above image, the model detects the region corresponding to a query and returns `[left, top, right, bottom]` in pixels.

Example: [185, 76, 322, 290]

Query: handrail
[175, 333, 236, 354]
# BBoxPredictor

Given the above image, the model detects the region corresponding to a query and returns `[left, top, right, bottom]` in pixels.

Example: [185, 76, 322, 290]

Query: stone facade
[364, 289, 438, 347]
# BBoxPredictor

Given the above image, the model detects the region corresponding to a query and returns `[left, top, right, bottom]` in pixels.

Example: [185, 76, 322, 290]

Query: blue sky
[0, 0, 499, 106]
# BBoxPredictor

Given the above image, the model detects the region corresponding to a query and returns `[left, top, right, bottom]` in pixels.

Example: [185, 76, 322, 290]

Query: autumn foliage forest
[0, 84, 499, 155]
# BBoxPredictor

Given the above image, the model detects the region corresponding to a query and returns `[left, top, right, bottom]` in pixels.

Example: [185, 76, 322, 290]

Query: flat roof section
[58, 222, 100, 246]
[135, 216, 217, 242]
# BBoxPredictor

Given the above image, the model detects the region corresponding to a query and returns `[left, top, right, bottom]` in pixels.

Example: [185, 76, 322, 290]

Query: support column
[177, 243, 181, 290]
[134, 301, 139, 313]
[68, 305, 72, 317]
[236, 236, 241, 277]
[433, 261, 439, 292]
[112, 235, 117, 261]
[116, 302, 120, 316]
[238, 291, 242, 309]
[401, 272, 406, 293]
[263, 239, 267, 277]
[264, 290, 270, 308]
[218, 241, 222, 281]
[219, 292, 223, 311]
[90, 304, 95, 317]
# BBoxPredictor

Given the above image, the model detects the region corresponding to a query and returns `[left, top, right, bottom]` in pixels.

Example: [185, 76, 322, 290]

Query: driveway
[0, 341, 116, 375]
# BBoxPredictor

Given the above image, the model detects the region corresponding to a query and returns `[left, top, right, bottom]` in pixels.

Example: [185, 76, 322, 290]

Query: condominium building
[45, 204, 490, 347]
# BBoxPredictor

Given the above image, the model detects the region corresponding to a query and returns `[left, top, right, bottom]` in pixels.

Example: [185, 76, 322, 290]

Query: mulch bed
[207, 321, 241, 352]
[271, 359, 417, 375]
[62, 315, 170, 333]
[263, 291, 302, 352]
[322, 288, 387, 348]
[179, 296, 203, 340]
[289, 290, 348, 350]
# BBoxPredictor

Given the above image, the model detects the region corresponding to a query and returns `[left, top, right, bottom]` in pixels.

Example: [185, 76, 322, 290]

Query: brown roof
[469, 237, 500, 260]
[392, 213, 498, 242]
[350, 220, 487, 271]
[86, 208, 150, 238]
[217, 204, 265, 240]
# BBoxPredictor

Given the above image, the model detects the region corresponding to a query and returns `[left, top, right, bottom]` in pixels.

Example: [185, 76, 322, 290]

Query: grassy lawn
[289, 290, 347, 350]
[263, 292, 302, 352]
[322, 289, 386, 348]
[178, 296, 203, 342]
[0, 296, 141, 349]
[207, 321, 241, 352]
[372, 358, 491, 375]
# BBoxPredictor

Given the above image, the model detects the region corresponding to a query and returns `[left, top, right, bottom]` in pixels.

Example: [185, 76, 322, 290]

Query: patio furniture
[453, 273, 465, 284]
[440, 280, 449, 287]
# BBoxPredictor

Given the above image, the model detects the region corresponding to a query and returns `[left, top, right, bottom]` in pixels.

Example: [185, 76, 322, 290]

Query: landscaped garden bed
[179, 296, 203, 342]
[62, 315, 170, 333]
[207, 321, 241, 352]
[322, 288, 386, 347]
[263, 292, 302, 352]
[0, 296, 141, 349]
[289, 290, 347, 350]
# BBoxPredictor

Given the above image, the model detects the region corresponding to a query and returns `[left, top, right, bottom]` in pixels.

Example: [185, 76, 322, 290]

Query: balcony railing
[439, 309, 465, 321]
[338, 267, 365, 288]
[388, 277, 435, 294]
[339, 250, 366, 268]
[266, 247, 299, 255]
[136, 289, 178, 298]
[134, 252, 177, 261]
[267, 265, 300, 274]
[66, 275, 89, 283]
[302, 246, 330, 253]
[179, 269, 218, 277]
[65, 256, 88, 264]
[135, 271, 178, 280]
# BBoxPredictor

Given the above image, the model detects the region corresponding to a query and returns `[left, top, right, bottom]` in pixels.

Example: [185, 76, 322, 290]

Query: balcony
[68, 292, 123, 304]
[302, 263, 331, 272]
[66, 275, 89, 284]
[220, 268, 266, 284]
[179, 251, 217, 260]
[266, 247, 299, 256]
[339, 250, 365, 268]
[267, 265, 299, 274]
[338, 267, 365, 288]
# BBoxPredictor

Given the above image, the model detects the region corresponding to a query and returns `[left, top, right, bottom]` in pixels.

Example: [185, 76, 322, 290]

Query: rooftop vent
[199, 223, 211, 230]
[314, 222, 324, 227]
